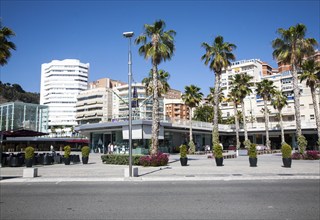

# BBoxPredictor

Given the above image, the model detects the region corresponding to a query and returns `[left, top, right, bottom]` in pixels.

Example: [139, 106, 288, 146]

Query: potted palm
[180, 144, 188, 166]
[25, 146, 35, 167]
[281, 142, 292, 168]
[248, 143, 257, 167]
[63, 145, 71, 165]
[81, 146, 90, 164]
[214, 144, 223, 166]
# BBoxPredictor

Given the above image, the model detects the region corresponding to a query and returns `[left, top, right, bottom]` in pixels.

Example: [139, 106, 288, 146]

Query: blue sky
[1, 0, 319, 96]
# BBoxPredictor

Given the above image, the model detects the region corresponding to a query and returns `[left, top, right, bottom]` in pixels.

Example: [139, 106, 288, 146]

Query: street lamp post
[123, 31, 134, 177]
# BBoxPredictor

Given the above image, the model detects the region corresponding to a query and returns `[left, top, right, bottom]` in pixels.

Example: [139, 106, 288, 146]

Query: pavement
[0, 152, 319, 183]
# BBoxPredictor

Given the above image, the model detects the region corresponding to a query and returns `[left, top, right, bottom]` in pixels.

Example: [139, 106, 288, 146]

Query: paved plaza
[0, 153, 319, 183]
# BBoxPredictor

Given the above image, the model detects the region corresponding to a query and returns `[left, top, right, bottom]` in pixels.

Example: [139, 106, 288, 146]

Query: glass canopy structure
[0, 102, 48, 133]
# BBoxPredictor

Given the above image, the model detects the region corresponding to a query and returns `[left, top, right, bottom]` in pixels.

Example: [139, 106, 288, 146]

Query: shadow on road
[138, 166, 172, 177]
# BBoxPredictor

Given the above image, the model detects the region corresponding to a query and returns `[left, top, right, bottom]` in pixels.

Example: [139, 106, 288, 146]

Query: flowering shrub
[305, 151, 320, 160]
[292, 151, 319, 160]
[139, 153, 169, 167]
[291, 152, 304, 160]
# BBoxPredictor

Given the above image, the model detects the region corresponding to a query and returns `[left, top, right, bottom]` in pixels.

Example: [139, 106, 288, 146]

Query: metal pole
[123, 31, 134, 177]
[128, 36, 133, 177]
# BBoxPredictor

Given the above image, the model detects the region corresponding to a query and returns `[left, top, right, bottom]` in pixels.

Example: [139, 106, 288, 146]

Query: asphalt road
[1, 180, 319, 220]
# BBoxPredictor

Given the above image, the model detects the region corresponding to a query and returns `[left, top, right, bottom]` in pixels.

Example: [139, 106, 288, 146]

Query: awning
[65, 139, 89, 144]
[0, 129, 48, 138]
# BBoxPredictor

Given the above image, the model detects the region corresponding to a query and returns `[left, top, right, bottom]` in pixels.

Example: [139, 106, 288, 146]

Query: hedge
[101, 154, 142, 165]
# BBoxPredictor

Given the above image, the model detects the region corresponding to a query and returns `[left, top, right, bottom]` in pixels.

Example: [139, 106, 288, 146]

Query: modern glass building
[0, 102, 49, 133]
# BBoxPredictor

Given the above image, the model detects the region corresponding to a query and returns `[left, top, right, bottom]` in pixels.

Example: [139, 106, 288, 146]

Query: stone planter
[64, 157, 71, 165]
[180, 157, 188, 166]
[82, 157, 89, 164]
[215, 157, 224, 166]
[249, 157, 257, 167]
[282, 158, 292, 168]
[25, 158, 34, 167]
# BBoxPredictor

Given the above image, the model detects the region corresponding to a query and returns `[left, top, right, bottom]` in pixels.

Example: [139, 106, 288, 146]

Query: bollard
[124, 167, 138, 177]
[23, 168, 38, 178]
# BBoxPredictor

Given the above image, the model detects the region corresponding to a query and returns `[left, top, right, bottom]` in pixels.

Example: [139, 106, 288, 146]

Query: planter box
[180, 157, 188, 166]
[215, 158, 224, 166]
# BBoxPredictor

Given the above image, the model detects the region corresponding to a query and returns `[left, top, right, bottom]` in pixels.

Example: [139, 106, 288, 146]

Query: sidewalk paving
[1, 153, 319, 183]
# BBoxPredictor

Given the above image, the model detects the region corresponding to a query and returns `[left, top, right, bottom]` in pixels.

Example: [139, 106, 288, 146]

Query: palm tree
[227, 87, 241, 150]
[181, 85, 203, 153]
[299, 59, 320, 149]
[256, 79, 277, 149]
[272, 23, 318, 150]
[142, 69, 171, 96]
[207, 87, 225, 105]
[135, 20, 176, 155]
[201, 36, 236, 145]
[230, 73, 253, 144]
[0, 22, 16, 66]
[193, 105, 214, 123]
[271, 90, 288, 144]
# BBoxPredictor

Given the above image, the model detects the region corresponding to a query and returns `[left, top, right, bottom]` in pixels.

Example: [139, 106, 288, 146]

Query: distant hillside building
[40, 59, 89, 135]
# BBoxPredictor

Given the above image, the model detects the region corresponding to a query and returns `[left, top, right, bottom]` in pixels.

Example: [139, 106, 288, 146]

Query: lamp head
[123, 31, 134, 38]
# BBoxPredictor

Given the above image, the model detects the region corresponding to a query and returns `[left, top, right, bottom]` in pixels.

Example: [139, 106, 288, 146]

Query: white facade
[76, 87, 112, 124]
[219, 59, 319, 132]
[76, 78, 125, 124]
[219, 59, 264, 119]
[220, 59, 263, 98]
[112, 83, 164, 121]
[40, 59, 89, 132]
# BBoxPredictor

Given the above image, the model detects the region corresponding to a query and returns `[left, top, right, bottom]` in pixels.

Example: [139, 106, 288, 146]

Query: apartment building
[40, 59, 89, 135]
[76, 78, 126, 124]
[164, 99, 189, 120]
[112, 83, 164, 121]
[218, 57, 319, 148]
[162, 89, 189, 120]
[219, 59, 264, 118]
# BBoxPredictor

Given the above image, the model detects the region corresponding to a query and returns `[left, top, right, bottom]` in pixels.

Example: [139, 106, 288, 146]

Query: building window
[301, 115, 305, 121]
[309, 104, 313, 109]
[310, 115, 315, 120]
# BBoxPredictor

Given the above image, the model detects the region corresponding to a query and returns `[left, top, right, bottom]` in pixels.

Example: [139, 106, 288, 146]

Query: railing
[108, 115, 317, 132]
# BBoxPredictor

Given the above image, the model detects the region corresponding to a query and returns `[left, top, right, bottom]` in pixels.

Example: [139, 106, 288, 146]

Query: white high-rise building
[40, 59, 89, 134]
[219, 59, 264, 119]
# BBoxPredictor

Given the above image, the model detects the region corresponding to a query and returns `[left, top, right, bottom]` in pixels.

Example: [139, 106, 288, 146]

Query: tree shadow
[138, 166, 172, 177]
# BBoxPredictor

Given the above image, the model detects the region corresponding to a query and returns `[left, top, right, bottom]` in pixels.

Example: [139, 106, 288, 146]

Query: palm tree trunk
[234, 102, 240, 149]
[279, 110, 285, 144]
[212, 73, 221, 145]
[264, 98, 270, 149]
[241, 100, 248, 141]
[151, 63, 159, 155]
[292, 66, 302, 138]
[189, 107, 193, 143]
[311, 86, 320, 150]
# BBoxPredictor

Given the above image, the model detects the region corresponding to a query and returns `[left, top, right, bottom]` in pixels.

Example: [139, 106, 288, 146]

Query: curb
[1, 175, 319, 183]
